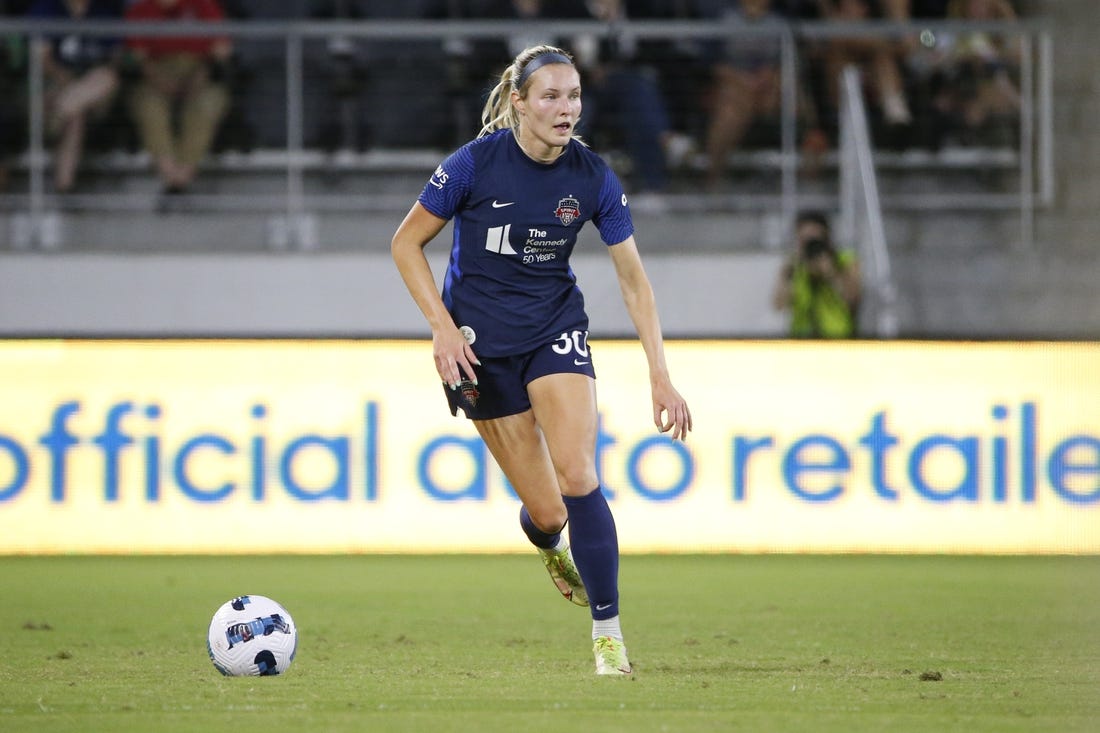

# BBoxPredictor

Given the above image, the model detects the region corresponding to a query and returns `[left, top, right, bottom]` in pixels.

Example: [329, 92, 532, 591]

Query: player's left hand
[652, 379, 692, 441]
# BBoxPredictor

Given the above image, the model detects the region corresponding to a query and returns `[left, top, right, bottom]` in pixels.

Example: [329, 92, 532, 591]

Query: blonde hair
[478, 45, 580, 139]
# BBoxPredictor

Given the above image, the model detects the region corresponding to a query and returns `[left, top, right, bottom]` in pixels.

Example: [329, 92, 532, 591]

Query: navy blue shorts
[445, 331, 596, 420]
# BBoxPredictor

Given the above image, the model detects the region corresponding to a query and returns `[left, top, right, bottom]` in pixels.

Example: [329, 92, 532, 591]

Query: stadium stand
[0, 0, 1096, 337]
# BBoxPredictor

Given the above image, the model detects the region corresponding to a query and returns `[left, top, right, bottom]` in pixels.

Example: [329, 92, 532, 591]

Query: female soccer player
[391, 44, 692, 676]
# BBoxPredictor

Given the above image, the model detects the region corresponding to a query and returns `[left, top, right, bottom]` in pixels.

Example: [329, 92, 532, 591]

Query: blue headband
[515, 52, 574, 90]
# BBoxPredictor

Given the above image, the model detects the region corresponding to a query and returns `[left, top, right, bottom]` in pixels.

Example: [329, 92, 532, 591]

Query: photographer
[772, 210, 862, 338]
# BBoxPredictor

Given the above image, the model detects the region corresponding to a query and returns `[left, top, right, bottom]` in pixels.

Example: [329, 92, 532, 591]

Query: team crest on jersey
[555, 196, 580, 225]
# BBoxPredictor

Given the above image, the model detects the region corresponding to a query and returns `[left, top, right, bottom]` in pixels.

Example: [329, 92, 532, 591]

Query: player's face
[513, 64, 582, 161]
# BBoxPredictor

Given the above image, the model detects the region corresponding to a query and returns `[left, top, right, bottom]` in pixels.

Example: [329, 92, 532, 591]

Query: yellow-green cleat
[537, 544, 588, 607]
[593, 636, 633, 676]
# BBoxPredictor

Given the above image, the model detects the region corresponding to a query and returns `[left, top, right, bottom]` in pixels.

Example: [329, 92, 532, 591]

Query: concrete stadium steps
[0, 144, 1025, 253]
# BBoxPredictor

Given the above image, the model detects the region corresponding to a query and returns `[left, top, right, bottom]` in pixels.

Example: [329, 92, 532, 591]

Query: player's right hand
[433, 326, 480, 390]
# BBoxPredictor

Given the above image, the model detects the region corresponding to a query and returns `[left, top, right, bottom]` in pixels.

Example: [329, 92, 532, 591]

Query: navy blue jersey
[28, 0, 122, 72]
[417, 129, 634, 357]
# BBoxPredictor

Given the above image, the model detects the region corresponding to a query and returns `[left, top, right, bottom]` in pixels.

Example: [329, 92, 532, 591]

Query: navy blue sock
[519, 505, 562, 550]
[563, 487, 620, 621]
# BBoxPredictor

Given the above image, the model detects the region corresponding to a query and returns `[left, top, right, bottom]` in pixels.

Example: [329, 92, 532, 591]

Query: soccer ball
[207, 595, 298, 676]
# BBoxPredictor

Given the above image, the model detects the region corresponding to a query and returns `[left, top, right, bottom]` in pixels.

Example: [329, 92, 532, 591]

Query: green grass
[0, 555, 1097, 732]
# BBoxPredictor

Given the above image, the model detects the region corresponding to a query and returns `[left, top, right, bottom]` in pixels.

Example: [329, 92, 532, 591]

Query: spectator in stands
[27, 0, 122, 192]
[872, 0, 945, 20]
[0, 0, 32, 192]
[346, 1, 456, 150]
[815, 0, 914, 146]
[574, 0, 695, 203]
[473, 0, 590, 58]
[772, 210, 861, 338]
[205, 0, 252, 154]
[309, 0, 369, 153]
[877, 0, 952, 68]
[874, 0, 968, 150]
[922, 0, 1021, 146]
[628, 0, 713, 153]
[773, 0, 818, 16]
[693, 0, 787, 189]
[464, 0, 590, 128]
[124, 0, 231, 196]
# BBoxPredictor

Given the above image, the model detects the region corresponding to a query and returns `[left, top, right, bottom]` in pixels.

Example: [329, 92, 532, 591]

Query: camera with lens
[801, 236, 833, 262]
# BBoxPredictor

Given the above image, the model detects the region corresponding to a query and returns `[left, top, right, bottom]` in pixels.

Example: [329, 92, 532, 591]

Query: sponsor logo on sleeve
[429, 165, 449, 189]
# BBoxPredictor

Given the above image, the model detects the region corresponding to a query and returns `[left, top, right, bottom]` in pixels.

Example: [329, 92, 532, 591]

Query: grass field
[1, 554, 1097, 732]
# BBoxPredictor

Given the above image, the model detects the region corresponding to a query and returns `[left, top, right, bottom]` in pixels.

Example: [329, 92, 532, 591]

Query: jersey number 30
[551, 330, 590, 358]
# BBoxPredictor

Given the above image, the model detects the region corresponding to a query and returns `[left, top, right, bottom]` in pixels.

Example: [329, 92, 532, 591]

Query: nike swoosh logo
[491, 200, 515, 208]
[596, 603, 613, 611]
[574, 359, 590, 366]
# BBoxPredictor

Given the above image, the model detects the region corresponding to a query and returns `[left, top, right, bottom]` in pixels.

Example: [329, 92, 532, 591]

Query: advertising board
[0, 340, 1095, 554]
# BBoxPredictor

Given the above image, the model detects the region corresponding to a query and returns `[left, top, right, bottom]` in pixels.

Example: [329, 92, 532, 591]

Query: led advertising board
[0, 340, 1095, 554]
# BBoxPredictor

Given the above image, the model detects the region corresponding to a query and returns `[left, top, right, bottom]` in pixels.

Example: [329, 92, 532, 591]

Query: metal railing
[0, 17, 1054, 249]
[840, 65, 897, 338]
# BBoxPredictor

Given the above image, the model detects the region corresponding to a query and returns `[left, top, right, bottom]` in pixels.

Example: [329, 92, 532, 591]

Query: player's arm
[391, 201, 479, 389]
[607, 236, 692, 441]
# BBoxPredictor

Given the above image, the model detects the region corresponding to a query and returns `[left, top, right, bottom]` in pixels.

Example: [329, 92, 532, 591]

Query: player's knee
[556, 466, 599, 497]
[528, 503, 567, 534]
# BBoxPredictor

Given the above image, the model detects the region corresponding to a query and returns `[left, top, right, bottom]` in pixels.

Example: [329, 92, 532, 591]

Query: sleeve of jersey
[417, 146, 475, 220]
[593, 166, 635, 246]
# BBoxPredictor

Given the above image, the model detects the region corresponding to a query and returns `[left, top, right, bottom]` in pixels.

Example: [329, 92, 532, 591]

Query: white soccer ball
[207, 595, 298, 676]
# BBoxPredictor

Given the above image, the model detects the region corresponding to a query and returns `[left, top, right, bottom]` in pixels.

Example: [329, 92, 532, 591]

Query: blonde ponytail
[478, 45, 576, 139]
